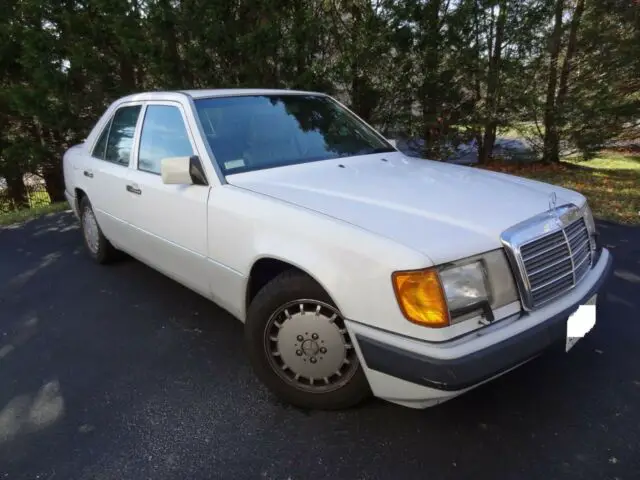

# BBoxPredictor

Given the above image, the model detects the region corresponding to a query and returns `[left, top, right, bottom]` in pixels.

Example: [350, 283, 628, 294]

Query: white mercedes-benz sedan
[63, 89, 612, 410]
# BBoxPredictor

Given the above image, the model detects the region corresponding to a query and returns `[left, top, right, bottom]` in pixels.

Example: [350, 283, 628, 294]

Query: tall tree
[478, 0, 508, 164]
[1, 0, 639, 210]
[542, 0, 585, 162]
[0, 1, 25, 207]
[563, 0, 640, 157]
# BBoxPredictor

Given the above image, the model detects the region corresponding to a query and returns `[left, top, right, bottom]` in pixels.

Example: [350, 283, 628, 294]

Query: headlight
[581, 203, 597, 252]
[439, 261, 490, 315]
[392, 250, 519, 328]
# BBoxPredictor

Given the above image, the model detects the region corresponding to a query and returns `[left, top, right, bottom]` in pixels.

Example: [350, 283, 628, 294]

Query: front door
[125, 102, 212, 298]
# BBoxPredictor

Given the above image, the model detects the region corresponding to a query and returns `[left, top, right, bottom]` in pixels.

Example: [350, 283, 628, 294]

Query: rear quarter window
[91, 119, 111, 160]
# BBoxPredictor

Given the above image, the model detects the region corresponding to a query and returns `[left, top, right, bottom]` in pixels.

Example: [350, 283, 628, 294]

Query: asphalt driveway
[1, 211, 639, 479]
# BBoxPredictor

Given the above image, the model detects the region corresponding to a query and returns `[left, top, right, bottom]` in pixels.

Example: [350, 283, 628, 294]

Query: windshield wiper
[371, 147, 396, 153]
[354, 146, 395, 156]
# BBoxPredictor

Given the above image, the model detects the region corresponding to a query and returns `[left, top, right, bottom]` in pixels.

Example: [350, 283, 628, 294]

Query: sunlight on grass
[479, 151, 640, 225]
[566, 151, 640, 171]
[0, 203, 70, 227]
[27, 190, 52, 208]
[1, 189, 52, 212]
[497, 122, 542, 139]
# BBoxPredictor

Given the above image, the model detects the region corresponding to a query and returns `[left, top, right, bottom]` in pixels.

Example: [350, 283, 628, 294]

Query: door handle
[126, 185, 142, 195]
[83, 170, 93, 178]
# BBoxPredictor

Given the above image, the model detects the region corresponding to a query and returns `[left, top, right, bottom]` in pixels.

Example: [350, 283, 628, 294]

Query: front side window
[138, 105, 194, 174]
[194, 94, 394, 175]
[104, 105, 142, 166]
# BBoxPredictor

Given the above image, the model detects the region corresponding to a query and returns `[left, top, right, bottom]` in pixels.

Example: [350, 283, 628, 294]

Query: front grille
[519, 217, 592, 307]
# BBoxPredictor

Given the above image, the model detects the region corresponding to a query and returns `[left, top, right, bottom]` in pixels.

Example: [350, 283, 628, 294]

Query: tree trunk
[119, 61, 136, 92]
[351, 66, 377, 123]
[479, 125, 497, 164]
[472, 0, 484, 159]
[292, 0, 307, 87]
[555, 0, 585, 125]
[159, 0, 182, 88]
[542, 0, 564, 163]
[473, 0, 482, 106]
[479, 0, 507, 164]
[420, 0, 442, 157]
[42, 162, 66, 203]
[5, 172, 28, 209]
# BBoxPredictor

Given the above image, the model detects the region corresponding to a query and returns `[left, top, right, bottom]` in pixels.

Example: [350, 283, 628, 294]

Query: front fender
[207, 185, 429, 325]
[248, 238, 355, 315]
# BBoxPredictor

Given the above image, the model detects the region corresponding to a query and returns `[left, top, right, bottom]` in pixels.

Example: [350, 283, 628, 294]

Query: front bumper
[354, 248, 613, 392]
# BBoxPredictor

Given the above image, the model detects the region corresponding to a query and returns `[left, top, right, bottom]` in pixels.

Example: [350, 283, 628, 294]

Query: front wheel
[245, 270, 371, 410]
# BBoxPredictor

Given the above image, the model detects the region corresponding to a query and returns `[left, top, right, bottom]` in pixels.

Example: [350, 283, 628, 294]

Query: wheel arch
[74, 187, 87, 211]
[245, 255, 341, 315]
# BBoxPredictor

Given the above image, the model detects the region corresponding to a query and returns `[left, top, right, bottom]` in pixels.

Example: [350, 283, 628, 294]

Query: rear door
[79, 103, 143, 250]
[125, 101, 212, 297]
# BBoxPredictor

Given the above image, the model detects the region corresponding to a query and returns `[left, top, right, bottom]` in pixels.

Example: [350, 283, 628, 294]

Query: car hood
[227, 152, 585, 265]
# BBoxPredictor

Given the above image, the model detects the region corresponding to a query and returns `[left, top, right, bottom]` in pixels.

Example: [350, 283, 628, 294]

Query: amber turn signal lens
[392, 269, 450, 328]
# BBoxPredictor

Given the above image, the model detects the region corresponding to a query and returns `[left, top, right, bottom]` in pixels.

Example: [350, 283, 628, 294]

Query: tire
[79, 196, 118, 264]
[245, 269, 371, 410]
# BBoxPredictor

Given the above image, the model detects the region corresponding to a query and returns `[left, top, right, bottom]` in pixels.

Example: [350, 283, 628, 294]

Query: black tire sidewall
[245, 270, 371, 410]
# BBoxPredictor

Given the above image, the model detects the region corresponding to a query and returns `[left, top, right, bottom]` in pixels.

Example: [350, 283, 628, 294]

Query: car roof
[116, 88, 326, 103]
[182, 88, 324, 99]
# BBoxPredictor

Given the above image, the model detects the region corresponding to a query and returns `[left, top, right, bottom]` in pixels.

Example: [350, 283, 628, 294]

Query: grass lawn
[479, 151, 640, 225]
[497, 121, 542, 139]
[1, 186, 70, 226]
[0, 202, 70, 227]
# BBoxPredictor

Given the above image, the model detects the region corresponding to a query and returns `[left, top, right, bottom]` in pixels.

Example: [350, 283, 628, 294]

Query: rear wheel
[245, 270, 371, 410]
[79, 196, 118, 264]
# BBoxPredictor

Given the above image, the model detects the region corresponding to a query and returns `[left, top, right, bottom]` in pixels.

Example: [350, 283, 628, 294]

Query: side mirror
[160, 155, 208, 186]
[387, 139, 398, 148]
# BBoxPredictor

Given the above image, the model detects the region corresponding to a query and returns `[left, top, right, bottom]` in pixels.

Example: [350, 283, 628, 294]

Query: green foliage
[0, 0, 638, 205]
[564, 1, 640, 158]
[0, 202, 68, 227]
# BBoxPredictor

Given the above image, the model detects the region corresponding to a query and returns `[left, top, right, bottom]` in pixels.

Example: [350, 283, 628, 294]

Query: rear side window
[103, 105, 142, 166]
[138, 105, 194, 174]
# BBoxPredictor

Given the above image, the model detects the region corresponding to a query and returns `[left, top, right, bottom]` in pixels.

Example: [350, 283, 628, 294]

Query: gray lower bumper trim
[357, 252, 613, 392]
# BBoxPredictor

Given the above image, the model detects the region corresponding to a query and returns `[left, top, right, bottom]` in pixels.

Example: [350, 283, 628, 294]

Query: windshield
[193, 94, 395, 175]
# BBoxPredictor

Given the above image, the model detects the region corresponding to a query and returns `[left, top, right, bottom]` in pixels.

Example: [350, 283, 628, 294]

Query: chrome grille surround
[501, 204, 594, 311]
